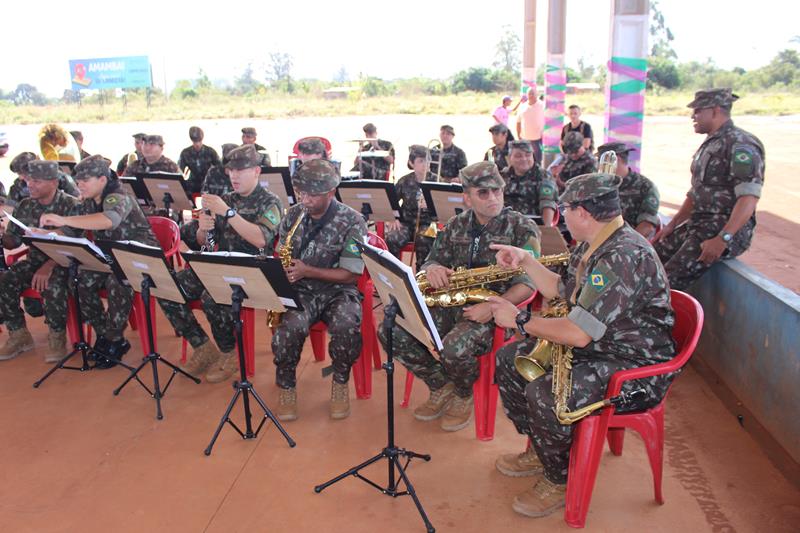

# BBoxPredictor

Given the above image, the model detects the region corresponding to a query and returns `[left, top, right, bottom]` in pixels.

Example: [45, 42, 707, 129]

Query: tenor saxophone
[266, 211, 305, 327]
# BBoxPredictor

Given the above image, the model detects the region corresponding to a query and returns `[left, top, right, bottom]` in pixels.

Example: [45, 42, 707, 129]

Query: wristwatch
[718, 230, 733, 244]
[224, 208, 237, 220]
[515, 310, 532, 338]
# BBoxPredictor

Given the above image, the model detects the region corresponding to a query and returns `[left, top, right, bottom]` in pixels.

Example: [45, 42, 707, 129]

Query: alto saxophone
[416, 252, 570, 308]
[267, 211, 305, 327]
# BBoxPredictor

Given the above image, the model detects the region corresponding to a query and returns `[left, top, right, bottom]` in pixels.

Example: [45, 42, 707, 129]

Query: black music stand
[22, 234, 125, 387]
[139, 172, 193, 218]
[336, 179, 401, 225]
[119, 175, 153, 208]
[420, 182, 464, 222]
[314, 241, 442, 533]
[98, 239, 201, 419]
[180, 251, 300, 455]
[258, 166, 295, 208]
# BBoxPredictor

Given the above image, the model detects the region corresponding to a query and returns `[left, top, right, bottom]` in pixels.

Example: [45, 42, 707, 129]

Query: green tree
[232, 63, 263, 95]
[195, 69, 212, 91]
[266, 52, 294, 93]
[12, 83, 47, 106]
[649, 0, 676, 59]
[494, 25, 521, 72]
[647, 56, 680, 89]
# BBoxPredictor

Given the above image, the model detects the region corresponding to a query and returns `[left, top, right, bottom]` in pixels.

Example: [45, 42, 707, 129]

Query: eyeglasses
[558, 202, 581, 211]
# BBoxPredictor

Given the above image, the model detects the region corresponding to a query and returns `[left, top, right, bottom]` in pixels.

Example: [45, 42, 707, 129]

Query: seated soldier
[124, 135, 180, 175]
[384, 145, 436, 268]
[551, 132, 596, 192]
[0, 161, 80, 362]
[159, 145, 283, 382]
[597, 142, 660, 239]
[484, 124, 513, 171]
[378, 162, 540, 432]
[179, 126, 220, 195]
[271, 159, 368, 421]
[502, 140, 558, 225]
[352, 123, 394, 180]
[40, 156, 161, 368]
[241, 127, 271, 167]
[6, 152, 79, 208]
[487, 172, 675, 518]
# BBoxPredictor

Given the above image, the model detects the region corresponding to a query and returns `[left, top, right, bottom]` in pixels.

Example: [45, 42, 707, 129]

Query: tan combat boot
[330, 381, 351, 420]
[0, 328, 35, 361]
[440, 394, 473, 432]
[275, 387, 298, 421]
[205, 350, 239, 383]
[45, 330, 69, 364]
[181, 341, 222, 377]
[413, 382, 455, 421]
[496, 448, 544, 477]
[512, 477, 567, 518]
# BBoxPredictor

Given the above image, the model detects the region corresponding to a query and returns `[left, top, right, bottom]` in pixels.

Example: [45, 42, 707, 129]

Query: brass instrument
[266, 211, 305, 327]
[426, 139, 443, 182]
[416, 252, 570, 308]
[597, 149, 617, 175]
[126, 152, 138, 167]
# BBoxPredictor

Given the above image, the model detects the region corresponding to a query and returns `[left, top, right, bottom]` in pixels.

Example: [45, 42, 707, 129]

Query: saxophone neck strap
[570, 215, 625, 305]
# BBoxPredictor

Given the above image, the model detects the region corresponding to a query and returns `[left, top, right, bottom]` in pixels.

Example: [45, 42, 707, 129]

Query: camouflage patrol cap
[225, 144, 261, 170]
[459, 161, 505, 190]
[292, 159, 340, 194]
[74, 154, 111, 180]
[596, 142, 635, 157]
[297, 137, 326, 156]
[440, 125, 455, 135]
[407, 144, 427, 169]
[559, 172, 622, 220]
[189, 126, 204, 141]
[489, 123, 509, 135]
[509, 140, 533, 153]
[132, 132, 147, 140]
[26, 160, 59, 180]
[144, 134, 164, 146]
[221, 143, 238, 162]
[686, 88, 739, 109]
[241, 127, 257, 136]
[10, 152, 39, 174]
[563, 131, 584, 153]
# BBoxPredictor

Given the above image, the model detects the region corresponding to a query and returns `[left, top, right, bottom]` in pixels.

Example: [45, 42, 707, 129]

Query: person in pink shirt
[516, 86, 545, 164]
[492, 95, 513, 126]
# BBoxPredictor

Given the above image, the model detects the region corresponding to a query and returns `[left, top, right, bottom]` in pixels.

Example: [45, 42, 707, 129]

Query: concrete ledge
[689, 259, 800, 466]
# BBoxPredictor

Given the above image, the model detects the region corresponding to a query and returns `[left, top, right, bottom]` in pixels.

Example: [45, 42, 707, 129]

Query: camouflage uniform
[654, 89, 764, 290]
[597, 142, 661, 229]
[485, 143, 511, 172]
[124, 155, 180, 176]
[4, 152, 79, 207]
[383, 169, 435, 265]
[495, 173, 675, 485]
[271, 159, 368, 388]
[431, 144, 468, 181]
[179, 144, 220, 194]
[0, 164, 80, 333]
[354, 139, 394, 180]
[379, 162, 541, 399]
[501, 165, 559, 217]
[559, 153, 596, 185]
[158, 146, 283, 352]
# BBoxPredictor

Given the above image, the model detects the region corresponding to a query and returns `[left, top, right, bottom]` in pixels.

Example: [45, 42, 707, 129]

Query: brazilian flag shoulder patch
[264, 205, 280, 226]
[346, 238, 361, 256]
[540, 183, 554, 197]
[522, 239, 541, 258]
[578, 264, 618, 309]
[731, 144, 755, 179]
[104, 195, 119, 206]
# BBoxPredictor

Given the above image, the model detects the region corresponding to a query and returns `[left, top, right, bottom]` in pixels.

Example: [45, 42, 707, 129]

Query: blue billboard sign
[68, 56, 152, 90]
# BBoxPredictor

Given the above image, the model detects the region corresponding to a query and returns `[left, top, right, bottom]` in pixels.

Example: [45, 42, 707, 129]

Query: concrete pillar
[543, 0, 567, 168]
[605, 0, 650, 170]
[521, 0, 537, 95]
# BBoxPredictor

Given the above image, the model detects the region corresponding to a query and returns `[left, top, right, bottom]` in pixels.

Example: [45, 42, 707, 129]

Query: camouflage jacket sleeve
[339, 215, 368, 275]
[421, 215, 456, 269]
[101, 193, 134, 230]
[636, 175, 661, 226]
[253, 193, 283, 254]
[538, 170, 559, 213]
[507, 215, 541, 290]
[729, 134, 765, 199]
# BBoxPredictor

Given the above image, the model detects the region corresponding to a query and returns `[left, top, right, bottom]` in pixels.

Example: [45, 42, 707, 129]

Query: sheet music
[2, 211, 30, 232]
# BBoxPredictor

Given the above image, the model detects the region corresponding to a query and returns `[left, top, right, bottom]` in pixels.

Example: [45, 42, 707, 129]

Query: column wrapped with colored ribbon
[605, 56, 648, 170]
[543, 60, 567, 157]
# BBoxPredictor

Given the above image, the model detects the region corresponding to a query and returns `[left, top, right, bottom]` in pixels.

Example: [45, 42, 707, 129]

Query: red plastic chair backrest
[551, 208, 560, 226]
[147, 216, 180, 259]
[606, 289, 704, 398]
[291, 136, 332, 157]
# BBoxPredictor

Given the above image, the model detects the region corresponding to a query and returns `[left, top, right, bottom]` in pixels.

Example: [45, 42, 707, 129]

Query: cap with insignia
[686, 88, 739, 109]
[241, 127, 257, 136]
[189, 126, 204, 141]
[225, 144, 261, 170]
[10, 152, 39, 174]
[440, 125, 455, 135]
[596, 142, 635, 157]
[459, 161, 505, 189]
[563, 131, 585, 153]
[407, 144, 427, 169]
[296, 137, 326, 156]
[559, 172, 622, 220]
[291, 159, 340, 194]
[74, 154, 111, 180]
[144, 135, 164, 146]
[509, 140, 533, 153]
[26, 160, 60, 180]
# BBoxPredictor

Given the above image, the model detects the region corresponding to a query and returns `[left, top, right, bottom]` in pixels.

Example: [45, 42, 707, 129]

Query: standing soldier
[502, 140, 558, 225]
[653, 89, 764, 290]
[124, 135, 180, 175]
[379, 162, 540, 433]
[0, 161, 80, 362]
[271, 159, 368, 421]
[157, 145, 283, 382]
[430, 125, 468, 182]
[179, 126, 220, 194]
[488, 172, 675, 518]
[551, 131, 596, 192]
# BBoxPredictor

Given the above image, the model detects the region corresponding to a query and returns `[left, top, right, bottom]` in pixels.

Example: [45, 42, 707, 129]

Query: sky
[1, 0, 797, 97]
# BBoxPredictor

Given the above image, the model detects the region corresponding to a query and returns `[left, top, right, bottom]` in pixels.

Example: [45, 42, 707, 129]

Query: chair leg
[401, 371, 414, 408]
[622, 407, 666, 504]
[310, 325, 327, 362]
[564, 414, 610, 528]
[181, 338, 188, 364]
[474, 355, 490, 440]
[607, 428, 625, 456]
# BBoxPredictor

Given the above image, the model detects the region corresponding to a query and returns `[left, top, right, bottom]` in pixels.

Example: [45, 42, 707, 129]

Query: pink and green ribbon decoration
[605, 56, 648, 169]
[543, 63, 566, 155]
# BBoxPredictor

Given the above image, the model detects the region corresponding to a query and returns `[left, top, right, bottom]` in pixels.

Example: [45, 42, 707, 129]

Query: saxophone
[416, 252, 570, 308]
[266, 211, 305, 327]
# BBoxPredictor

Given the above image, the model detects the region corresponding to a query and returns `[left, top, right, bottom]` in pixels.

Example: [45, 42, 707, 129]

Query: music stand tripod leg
[204, 285, 296, 456]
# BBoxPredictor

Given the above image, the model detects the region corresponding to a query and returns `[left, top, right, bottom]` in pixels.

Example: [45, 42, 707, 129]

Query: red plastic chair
[563, 290, 703, 528]
[179, 302, 256, 377]
[308, 232, 386, 400]
[147, 215, 181, 268]
[401, 292, 538, 441]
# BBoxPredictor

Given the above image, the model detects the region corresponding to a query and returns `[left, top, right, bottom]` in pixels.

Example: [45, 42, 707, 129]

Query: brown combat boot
[496, 448, 544, 477]
[413, 382, 455, 421]
[205, 350, 239, 383]
[0, 328, 35, 361]
[440, 394, 473, 432]
[45, 330, 68, 364]
[275, 387, 298, 421]
[512, 477, 567, 518]
[181, 341, 222, 377]
[330, 381, 351, 420]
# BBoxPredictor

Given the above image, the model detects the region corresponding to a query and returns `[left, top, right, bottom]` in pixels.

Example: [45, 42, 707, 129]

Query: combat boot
[205, 350, 239, 384]
[330, 381, 351, 420]
[496, 448, 544, 477]
[440, 393, 473, 432]
[45, 330, 69, 364]
[181, 341, 222, 377]
[413, 382, 455, 421]
[512, 477, 567, 518]
[275, 387, 298, 421]
[0, 328, 35, 361]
